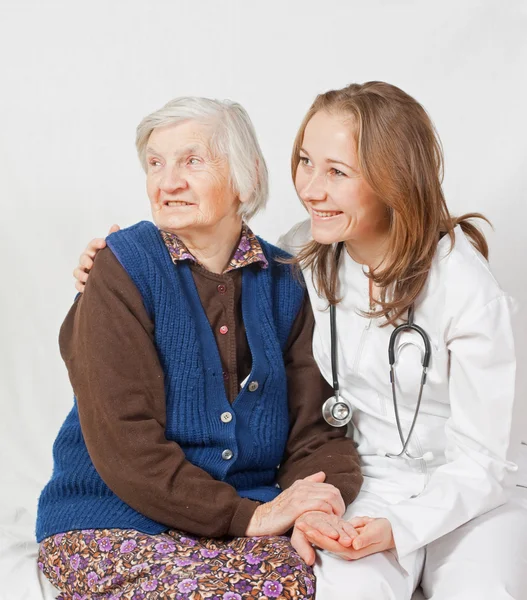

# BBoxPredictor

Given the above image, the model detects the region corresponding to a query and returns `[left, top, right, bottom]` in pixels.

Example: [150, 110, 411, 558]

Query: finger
[79, 254, 94, 270]
[85, 238, 107, 258]
[337, 522, 359, 547]
[350, 516, 375, 528]
[296, 517, 340, 540]
[353, 523, 379, 550]
[341, 521, 359, 540]
[291, 528, 316, 567]
[304, 528, 345, 554]
[75, 281, 85, 294]
[108, 224, 121, 234]
[303, 471, 326, 483]
[73, 268, 89, 283]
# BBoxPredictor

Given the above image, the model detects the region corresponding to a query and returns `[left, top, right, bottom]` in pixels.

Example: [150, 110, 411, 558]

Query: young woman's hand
[73, 225, 120, 293]
[290, 510, 360, 565]
[293, 515, 394, 564]
[244, 471, 346, 537]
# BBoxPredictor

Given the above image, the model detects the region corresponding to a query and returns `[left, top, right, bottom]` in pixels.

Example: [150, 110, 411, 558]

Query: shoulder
[276, 219, 312, 256]
[431, 226, 512, 331]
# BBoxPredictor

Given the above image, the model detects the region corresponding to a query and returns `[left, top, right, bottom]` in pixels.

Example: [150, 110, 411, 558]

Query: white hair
[136, 97, 268, 221]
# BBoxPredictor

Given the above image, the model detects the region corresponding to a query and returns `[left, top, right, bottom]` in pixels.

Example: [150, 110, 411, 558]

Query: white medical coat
[279, 220, 518, 559]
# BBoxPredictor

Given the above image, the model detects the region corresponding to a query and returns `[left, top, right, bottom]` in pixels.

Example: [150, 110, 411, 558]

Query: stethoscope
[321, 243, 435, 461]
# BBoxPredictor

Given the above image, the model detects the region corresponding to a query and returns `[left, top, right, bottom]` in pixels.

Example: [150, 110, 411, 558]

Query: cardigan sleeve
[277, 293, 363, 506]
[59, 247, 259, 538]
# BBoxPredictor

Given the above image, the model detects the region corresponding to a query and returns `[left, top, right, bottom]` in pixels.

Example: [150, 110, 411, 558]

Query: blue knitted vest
[36, 221, 304, 542]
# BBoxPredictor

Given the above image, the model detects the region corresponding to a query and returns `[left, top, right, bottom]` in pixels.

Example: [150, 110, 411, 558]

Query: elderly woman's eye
[149, 158, 161, 167]
[188, 157, 201, 165]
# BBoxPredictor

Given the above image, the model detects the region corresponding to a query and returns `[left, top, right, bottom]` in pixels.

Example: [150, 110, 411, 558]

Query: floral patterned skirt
[38, 528, 315, 600]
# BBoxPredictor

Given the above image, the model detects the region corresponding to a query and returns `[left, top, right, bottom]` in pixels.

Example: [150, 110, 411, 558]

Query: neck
[178, 217, 243, 274]
[344, 229, 390, 271]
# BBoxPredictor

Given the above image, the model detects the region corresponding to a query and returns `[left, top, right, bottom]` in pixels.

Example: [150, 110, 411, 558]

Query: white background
[0, 1, 526, 598]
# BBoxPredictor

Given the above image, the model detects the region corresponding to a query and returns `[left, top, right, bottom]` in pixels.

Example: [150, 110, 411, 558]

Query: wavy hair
[291, 82, 489, 325]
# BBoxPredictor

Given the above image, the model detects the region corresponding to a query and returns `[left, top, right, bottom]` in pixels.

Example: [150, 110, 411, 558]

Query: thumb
[352, 522, 379, 550]
[108, 224, 121, 234]
[304, 471, 326, 483]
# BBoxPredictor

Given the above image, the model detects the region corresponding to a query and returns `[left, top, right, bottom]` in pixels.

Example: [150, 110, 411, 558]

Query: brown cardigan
[59, 248, 363, 537]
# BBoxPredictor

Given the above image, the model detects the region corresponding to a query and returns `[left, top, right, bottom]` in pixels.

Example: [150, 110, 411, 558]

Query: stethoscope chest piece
[322, 393, 353, 427]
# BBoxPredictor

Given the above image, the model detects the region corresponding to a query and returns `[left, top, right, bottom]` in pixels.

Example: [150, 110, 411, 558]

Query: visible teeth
[167, 201, 191, 206]
[314, 209, 341, 217]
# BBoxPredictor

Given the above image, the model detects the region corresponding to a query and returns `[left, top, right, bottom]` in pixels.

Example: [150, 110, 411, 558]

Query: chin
[310, 224, 343, 246]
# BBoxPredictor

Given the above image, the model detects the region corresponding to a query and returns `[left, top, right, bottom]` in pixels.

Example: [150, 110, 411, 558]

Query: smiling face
[294, 110, 390, 254]
[145, 120, 241, 236]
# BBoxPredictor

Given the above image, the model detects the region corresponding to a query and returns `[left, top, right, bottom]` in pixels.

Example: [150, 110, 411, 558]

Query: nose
[159, 162, 188, 193]
[299, 172, 327, 203]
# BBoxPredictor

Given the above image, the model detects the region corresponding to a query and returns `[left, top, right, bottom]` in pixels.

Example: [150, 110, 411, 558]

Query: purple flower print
[263, 580, 283, 598]
[131, 591, 145, 600]
[141, 579, 158, 591]
[150, 564, 163, 576]
[245, 553, 261, 565]
[86, 571, 99, 588]
[174, 557, 194, 567]
[37, 562, 44, 572]
[244, 563, 261, 575]
[196, 563, 212, 574]
[177, 579, 198, 593]
[223, 594, 242, 600]
[97, 537, 112, 552]
[81, 529, 96, 542]
[234, 579, 253, 594]
[220, 566, 237, 574]
[276, 564, 292, 577]
[54, 533, 65, 546]
[120, 539, 137, 553]
[200, 548, 220, 558]
[179, 536, 196, 546]
[154, 541, 176, 555]
[305, 575, 315, 595]
[69, 554, 81, 571]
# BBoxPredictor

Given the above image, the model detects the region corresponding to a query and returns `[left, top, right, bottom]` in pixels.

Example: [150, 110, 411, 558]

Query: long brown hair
[291, 82, 490, 326]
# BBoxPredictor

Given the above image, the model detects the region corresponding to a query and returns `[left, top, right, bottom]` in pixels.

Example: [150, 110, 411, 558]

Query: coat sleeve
[381, 295, 518, 558]
[59, 247, 259, 537]
[277, 293, 363, 506]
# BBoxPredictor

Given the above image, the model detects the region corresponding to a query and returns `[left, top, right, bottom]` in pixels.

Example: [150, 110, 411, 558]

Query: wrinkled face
[146, 121, 240, 235]
[294, 110, 389, 246]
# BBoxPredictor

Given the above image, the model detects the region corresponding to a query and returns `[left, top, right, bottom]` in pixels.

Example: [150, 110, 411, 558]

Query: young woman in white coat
[73, 82, 526, 599]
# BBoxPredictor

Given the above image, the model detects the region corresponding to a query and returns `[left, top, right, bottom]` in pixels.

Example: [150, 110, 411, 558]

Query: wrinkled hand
[245, 472, 346, 537]
[293, 515, 394, 564]
[291, 511, 360, 565]
[73, 224, 120, 293]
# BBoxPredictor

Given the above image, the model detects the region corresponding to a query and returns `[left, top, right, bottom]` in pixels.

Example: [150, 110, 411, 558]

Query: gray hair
[136, 97, 268, 221]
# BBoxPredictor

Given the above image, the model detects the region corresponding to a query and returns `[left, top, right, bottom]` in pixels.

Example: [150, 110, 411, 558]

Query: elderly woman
[36, 97, 363, 599]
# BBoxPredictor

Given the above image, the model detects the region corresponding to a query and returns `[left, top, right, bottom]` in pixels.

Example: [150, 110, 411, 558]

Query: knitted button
[221, 412, 233, 423]
[220, 325, 229, 335]
[222, 449, 234, 460]
[217, 284, 226, 294]
[248, 381, 259, 392]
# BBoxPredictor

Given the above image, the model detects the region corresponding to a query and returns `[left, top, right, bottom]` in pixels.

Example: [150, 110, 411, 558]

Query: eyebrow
[300, 147, 355, 171]
[146, 144, 204, 158]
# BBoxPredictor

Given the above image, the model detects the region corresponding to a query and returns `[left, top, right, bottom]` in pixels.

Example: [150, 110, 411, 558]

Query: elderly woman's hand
[245, 471, 345, 537]
[292, 514, 394, 565]
[73, 225, 120, 293]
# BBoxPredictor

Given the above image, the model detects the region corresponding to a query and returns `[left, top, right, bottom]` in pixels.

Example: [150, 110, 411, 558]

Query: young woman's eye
[331, 168, 346, 177]
[299, 156, 311, 166]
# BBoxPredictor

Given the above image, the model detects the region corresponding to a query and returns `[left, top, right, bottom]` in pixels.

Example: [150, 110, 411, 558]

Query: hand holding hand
[245, 472, 346, 537]
[294, 515, 394, 564]
[73, 224, 120, 293]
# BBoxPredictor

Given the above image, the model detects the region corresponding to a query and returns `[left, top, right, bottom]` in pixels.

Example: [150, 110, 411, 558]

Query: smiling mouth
[165, 201, 193, 207]
[312, 208, 343, 218]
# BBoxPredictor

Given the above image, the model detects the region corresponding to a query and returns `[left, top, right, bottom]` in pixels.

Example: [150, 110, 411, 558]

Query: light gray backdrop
[0, 1, 526, 598]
